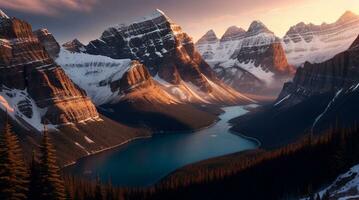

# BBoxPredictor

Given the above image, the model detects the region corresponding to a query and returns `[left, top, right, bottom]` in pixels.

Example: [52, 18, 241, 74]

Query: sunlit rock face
[0, 11, 99, 129]
[283, 11, 359, 66]
[56, 49, 164, 105]
[85, 9, 215, 92]
[79, 9, 251, 104]
[196, 22, 294, 95]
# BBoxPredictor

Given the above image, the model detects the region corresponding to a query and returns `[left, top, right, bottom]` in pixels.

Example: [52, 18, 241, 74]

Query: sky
[1, 0, 359, 44]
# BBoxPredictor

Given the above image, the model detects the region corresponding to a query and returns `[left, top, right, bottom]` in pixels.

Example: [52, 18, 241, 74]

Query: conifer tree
[0, 118, 28, 200]
[94, 176, 104, 200]
[38, 126, 66, 200]
[28, 151, 42, 200]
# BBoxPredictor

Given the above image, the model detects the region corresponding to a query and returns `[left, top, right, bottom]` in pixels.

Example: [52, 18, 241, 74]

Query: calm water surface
[65, 105, 258, 187]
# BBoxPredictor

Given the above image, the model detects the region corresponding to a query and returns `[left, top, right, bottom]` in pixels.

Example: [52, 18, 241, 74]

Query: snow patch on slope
[56, 49, 132, 105]
[283, 17, 359, 66]
[312, 89, 343, 129]
[0, 87, 52, 132]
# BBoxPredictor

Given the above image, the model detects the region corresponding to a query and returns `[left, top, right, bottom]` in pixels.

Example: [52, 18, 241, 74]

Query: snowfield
[56, 49, 133, 105]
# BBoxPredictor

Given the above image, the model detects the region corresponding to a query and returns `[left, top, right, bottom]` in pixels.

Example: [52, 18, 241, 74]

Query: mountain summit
[196, 29, 219, 44]
[337, 10, 358, 23]
[246, 20, 273, 36]
[220, 26, 246, 42]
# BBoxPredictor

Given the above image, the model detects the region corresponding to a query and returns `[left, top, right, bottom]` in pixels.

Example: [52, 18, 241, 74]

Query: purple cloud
[0, 0, 99, 16]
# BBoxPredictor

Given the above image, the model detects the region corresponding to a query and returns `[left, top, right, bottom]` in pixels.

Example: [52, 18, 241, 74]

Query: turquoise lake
[65, 105, 258, 187]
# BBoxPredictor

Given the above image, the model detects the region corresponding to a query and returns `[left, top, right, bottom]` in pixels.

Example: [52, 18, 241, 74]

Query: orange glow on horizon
[183, 0, 359, 42]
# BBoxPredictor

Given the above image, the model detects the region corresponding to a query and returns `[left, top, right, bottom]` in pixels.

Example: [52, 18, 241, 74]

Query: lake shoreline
[62, 115, 222, 169]
[63, 105, 260, 187]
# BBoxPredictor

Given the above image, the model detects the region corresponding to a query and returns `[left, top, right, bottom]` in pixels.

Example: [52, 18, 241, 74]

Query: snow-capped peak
[0, 9, 9, 19]
[247, 20, 273, 36]
[337, 10, 358, 23]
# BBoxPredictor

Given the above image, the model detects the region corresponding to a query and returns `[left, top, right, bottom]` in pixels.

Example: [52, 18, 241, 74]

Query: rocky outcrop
[33, 28, 60, 59]
[0, 12, 99, 129]
[112, 60, 154, 93]
[283, 11, 359, 66]
[62, 39, 85, 53]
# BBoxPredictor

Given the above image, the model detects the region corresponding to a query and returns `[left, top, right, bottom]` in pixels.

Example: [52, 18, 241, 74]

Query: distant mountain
[196, 21, 294, 96]
[220, 26, 246, 42]
[231, 35, 359, 148]
[283, 10, 359, 66]
[196, 29, 219, 46]
[62, 39, 86, 53]
[69, 9, 252, 105]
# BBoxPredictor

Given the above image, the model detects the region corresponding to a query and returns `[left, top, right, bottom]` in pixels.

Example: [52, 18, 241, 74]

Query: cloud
[0, 0, 99, 16]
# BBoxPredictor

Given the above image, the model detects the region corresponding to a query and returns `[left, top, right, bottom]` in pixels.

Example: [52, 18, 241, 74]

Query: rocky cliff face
[0, 12, 99, 130]
[196, 21, 294, 95]
[33, 28, 60, 59]
[283, 11, 359, 66]
[85, 9, 215, 92]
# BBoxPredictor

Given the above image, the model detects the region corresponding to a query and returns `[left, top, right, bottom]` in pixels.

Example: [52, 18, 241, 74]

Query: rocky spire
[196, 29, 218, 44]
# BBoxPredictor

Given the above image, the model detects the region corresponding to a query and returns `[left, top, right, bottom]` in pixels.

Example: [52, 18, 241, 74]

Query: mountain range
[0, 9, 252, 165]
[196, 11, 359, 96]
